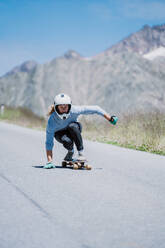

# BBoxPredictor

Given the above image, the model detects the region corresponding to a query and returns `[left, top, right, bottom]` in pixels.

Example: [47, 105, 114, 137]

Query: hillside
[0, 24, 165, 117]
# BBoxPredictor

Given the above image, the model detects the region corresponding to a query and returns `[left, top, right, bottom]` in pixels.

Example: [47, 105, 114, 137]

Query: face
[57, 104, 69, 114]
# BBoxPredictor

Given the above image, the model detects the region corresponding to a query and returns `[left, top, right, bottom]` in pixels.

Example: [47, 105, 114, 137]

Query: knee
[68, 122, 80, 132]
[62, 135, 72, 144]
[62, 136, 73, 149]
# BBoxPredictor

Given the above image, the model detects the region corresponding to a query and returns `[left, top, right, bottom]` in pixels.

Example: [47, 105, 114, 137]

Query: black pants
[54, 122, 83, 151]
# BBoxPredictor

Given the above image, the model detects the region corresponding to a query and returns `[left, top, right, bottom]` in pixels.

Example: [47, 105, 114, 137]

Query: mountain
[0, 24, 165, 117]
[104, 24, 165, 55]
[143, 47, 165, 60]
[5, 61, 37, 76]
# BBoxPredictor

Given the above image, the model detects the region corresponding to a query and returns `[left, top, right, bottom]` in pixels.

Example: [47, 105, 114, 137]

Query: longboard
[62, 159, 92, 170]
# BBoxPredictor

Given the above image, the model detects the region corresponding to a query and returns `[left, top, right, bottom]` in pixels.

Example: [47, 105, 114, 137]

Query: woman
[44, 93, 118, 169]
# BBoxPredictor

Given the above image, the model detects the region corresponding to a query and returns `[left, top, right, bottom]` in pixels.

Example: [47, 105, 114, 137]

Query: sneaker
[64, 150, 74, 161]
[77, 151, 86, 161]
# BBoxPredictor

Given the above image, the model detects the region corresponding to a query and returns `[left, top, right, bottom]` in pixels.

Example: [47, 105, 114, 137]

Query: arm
[44, 150, 55, 169]
[104, 113, 111, 121]
[45, 116, 55, 163]
[73, 105, 107, 116]
[46, 150, 53, 163]
[45, 129, 54, 161]
[73, 105, 118, 124]
[45, 146, 55, 169]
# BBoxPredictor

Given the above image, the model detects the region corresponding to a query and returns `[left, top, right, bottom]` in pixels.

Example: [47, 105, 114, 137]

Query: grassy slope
[0, 106, 46, 130]
[0, 107, 165, 156]
[81, 112, 165, 156]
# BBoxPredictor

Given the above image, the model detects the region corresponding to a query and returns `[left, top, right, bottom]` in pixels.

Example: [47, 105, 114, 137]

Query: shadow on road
[33, 165, 44, 169]
[32, 165, 72, 169]
[32, 165, 103, 170]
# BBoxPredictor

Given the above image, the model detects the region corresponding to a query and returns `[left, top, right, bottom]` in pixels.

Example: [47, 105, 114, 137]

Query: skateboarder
[44, 93, 118, 169]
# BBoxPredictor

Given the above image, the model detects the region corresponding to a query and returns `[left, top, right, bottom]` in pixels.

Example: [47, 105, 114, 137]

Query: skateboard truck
[62, 159, 92, 170]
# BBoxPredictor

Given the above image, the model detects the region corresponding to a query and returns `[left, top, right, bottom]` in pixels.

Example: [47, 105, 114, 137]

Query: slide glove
[109, 116, 118, 125]
[43, 162, 56, 169]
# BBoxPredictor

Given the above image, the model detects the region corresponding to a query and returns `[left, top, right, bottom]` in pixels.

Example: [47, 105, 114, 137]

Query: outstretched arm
[104, 114, 118, 125]
[104, 113, 111, 121]
[72, 105, 118, 125]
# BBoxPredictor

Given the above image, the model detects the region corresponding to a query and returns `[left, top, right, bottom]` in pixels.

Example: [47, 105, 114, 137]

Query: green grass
[1, 107, 165, 156]
[0, 106, 46, 130]
[81, 112, 165, 156]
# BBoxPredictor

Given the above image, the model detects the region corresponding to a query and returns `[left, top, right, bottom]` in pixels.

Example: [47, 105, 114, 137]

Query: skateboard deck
[62, 159, 92, 170]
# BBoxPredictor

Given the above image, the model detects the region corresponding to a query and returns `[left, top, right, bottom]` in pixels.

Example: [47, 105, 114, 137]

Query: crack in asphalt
[0, 172, 84, 247]
[0, 172, 53, 222]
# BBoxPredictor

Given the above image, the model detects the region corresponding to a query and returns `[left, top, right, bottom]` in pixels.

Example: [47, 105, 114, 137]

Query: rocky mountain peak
[152, 24, 165, 32]
[142, 24, 151, 30]
[20, 60, 37, 72]
[5, 60, 37, 77]
[108, 23, 165, 55]
[64, 50, 81, 59]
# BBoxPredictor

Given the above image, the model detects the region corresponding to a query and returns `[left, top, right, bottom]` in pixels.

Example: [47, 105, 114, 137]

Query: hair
[47, 104, 55, 116]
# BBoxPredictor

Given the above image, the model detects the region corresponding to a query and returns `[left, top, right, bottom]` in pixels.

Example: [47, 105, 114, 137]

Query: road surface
[0, 121, 165, 248]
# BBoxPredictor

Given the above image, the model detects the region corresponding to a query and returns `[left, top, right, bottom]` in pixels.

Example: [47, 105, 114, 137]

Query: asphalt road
[0, 121, 165, 248]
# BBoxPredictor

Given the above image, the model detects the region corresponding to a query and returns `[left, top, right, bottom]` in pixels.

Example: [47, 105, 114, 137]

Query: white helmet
[54, 93, 72, 120]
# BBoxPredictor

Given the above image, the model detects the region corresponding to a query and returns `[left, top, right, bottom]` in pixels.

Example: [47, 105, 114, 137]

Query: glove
[109, 115, 118, 125]
[43, 162, 56, 169]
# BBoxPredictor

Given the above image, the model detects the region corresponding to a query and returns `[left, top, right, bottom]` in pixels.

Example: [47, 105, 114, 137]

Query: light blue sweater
[45, 105, 107, 150]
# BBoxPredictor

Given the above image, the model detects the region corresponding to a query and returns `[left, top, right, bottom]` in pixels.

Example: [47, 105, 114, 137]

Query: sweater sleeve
[73, 105, 107, 116]
[45, 116, 55, 150]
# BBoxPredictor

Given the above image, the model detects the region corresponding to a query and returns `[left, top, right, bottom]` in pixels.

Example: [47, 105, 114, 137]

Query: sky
[0, 0, 165, 76]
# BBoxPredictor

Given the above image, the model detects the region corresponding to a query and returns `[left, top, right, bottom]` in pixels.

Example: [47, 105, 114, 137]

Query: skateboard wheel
[73, 164, 79, 170]
[86, 165, 92, 170]
[77, 162, 82, 168]
[62, 161, 67, 167]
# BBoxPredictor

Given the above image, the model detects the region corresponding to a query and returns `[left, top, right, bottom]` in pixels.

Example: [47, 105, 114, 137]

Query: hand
[109, 115, 118, 125]
[43, 162, 56, 169]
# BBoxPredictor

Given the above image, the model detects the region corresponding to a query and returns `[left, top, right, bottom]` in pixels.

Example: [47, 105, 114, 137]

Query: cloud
[121, 1, 165, 20]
